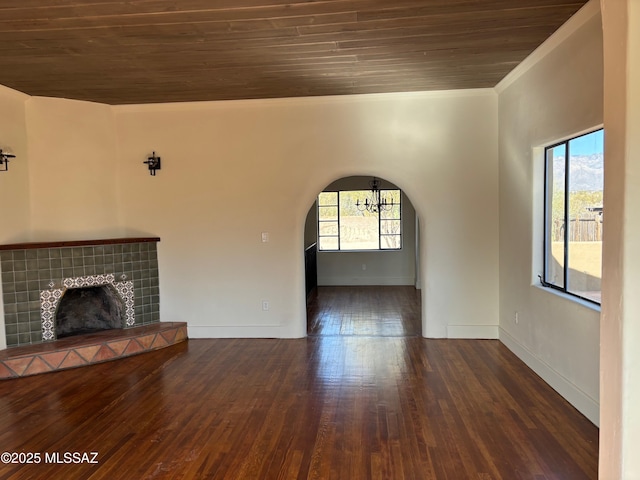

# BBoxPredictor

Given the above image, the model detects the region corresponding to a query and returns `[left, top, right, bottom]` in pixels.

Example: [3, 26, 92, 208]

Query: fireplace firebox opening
[55, 285, 125, 338]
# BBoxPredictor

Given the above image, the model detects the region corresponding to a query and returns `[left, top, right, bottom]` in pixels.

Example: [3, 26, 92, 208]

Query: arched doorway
[303, 175, 422, 337]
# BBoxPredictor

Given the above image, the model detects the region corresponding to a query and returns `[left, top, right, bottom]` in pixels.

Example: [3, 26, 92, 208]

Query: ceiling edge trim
[112, 88, 496, 113]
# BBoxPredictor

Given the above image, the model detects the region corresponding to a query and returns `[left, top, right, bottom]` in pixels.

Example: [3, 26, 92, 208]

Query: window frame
[317, 189, 402, 252]
[542, 128, 603, 305]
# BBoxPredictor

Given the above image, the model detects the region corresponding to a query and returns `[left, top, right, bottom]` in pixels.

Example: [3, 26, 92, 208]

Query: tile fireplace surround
[0, 237, 161, 347]
[0, 238, 188, 379]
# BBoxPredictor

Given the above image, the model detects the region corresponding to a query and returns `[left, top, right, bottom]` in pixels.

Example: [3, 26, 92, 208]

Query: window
[318, 189, 401, 251]
[543, 129, 604, 304]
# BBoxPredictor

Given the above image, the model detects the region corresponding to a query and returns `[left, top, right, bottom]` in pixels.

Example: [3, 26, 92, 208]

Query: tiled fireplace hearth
[0, 238, 188, 379]
[0, 322, 187, 379]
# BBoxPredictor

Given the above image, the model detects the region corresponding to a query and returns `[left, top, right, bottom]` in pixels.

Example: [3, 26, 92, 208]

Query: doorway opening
[303, 175, 422, 337]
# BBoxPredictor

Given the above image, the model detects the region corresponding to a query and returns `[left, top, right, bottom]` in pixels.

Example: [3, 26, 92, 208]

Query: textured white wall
[113, 90, 499, 339]
[599, 0, 640, 477]
[496, 3, 602, 424]
[0, 85, 30, 244]
[24, 97, 122, 241]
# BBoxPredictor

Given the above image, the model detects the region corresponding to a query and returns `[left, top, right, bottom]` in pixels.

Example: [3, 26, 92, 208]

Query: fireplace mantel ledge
[0, 237, 160, 251]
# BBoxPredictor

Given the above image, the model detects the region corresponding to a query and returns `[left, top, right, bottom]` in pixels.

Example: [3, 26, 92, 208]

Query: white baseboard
[447, 325, 499, 339]
[318, 276, 414, 286]
[499, 327, 599, 426]
[187, 325, 304, 339]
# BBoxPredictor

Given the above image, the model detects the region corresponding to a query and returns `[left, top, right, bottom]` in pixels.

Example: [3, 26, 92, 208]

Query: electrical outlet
[514, 311, 519, 324]
[362, 264, 367, 271]
[262, 300, 270, 311]
[261, 232, 269, 243]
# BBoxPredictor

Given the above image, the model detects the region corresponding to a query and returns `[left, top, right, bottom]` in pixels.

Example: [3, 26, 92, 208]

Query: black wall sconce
[0, 149, 16, 172]
[144, 151, 161, 176]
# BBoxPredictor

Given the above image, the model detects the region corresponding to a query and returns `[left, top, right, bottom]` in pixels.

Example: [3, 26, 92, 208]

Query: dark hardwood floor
[0, 287, 598, 479]
[307, 286, 421, 337]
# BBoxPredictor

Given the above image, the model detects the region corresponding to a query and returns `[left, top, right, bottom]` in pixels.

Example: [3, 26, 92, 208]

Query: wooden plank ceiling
[0, 0, 588, 105]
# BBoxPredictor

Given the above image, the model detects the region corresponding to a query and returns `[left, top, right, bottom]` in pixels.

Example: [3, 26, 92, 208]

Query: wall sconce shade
[144, 151, 161, 176]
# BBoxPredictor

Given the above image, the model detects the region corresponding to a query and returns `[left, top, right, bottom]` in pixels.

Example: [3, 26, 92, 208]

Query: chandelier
[355, 177, 395, 213]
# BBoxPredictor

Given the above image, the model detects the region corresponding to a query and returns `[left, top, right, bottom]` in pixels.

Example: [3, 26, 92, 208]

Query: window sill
[318, 249, 402, 253]
[533, 284, 601, 313]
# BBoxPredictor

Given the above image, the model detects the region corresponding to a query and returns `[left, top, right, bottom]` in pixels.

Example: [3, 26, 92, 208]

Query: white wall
[496, 2, 602, 424]
[315, 176, 417, 287]
[113, 90, 499, 339]
[599, 0, 640, 477]
[0, 85, 30, 244]
[25, 97, 122, 241]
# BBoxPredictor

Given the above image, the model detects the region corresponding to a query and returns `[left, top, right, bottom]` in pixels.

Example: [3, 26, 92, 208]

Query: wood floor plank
[0, 287, 597, 479]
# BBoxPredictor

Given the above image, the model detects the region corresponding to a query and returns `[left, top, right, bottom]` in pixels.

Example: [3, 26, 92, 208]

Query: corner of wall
[495, 0, 601, 95]
[499, 327, 599, 425]
[496, 0, 603, 426]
